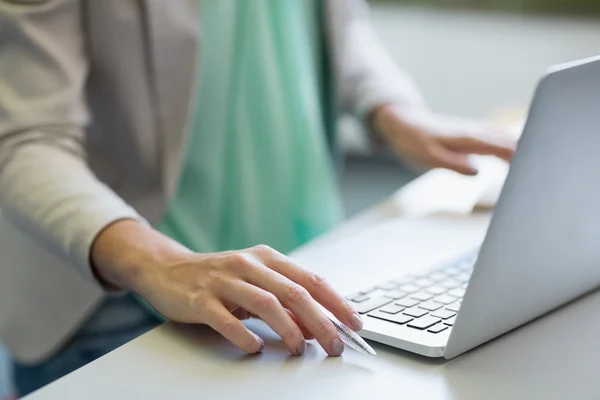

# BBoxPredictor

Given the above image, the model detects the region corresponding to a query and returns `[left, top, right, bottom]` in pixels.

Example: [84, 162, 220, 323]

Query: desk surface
[26, 163, 600, 400]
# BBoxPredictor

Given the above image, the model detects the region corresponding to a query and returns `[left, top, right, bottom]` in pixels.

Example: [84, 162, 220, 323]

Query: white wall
[370, 5, 600, 119]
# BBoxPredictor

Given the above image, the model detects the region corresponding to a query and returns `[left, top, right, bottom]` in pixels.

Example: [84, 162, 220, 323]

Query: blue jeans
[12, 294, 161, 397]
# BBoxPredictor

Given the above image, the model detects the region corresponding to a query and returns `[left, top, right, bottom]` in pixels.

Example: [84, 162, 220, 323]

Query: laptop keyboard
[345, 248, 479, 334]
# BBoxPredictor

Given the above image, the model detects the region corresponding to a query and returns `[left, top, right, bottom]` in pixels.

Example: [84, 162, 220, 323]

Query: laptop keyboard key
[444, 316, 457, 326]
[446, 302, 461, 312]
[403, 307, 428, 318]
[395, 297, 420, 308]
[444, 266, 462, 276]
[383, 290, 407, 300]
[398, 284, 421, 293]
[410, 291, 434, 301]
[428, 272, 447, 281]
[431, 309, 456, 319]
[448, 288, 466, 298]
[390, 275, 416, 285]
[376, 282, 398, 291]
[419, 301, 443, 311]
[407, 315, 440, 330]
[368, 310, 413, 325]
[428, 323, 449, 334]
[439, 279, 461, 289]
[414, 278, 435, 288]
[354, 297, 393, 314]
[351, 295, 370, 303]
[359, 287, 376, 294]
[379, 304, 405, 314]
[424, 286, 447, 295]
[433, 294, 457, 305]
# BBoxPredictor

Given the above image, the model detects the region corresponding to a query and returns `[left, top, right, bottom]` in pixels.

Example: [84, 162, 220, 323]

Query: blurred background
[339, 0, 600, 217]
[2, 0, 600, 397]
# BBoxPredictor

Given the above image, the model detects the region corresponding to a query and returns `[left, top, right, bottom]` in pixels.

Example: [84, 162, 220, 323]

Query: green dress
[156, 0, 344, 255]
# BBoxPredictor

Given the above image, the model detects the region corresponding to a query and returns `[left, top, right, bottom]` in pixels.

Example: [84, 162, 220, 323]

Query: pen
[328, 316, 377, 356]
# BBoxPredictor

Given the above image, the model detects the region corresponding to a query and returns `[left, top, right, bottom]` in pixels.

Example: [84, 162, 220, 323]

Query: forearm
[0, 138, 146, 287]
[90, 219, 191, 292]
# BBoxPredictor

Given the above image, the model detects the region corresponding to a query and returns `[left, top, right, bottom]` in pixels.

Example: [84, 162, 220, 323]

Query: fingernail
[257, 340, 265, 353]
[296, 341, 306, 356]
[330, 338, 344, 356]
[350, 313, 363, 331]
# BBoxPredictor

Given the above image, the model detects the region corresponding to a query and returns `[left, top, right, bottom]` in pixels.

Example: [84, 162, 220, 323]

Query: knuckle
[308, 271, 328, 289]
[284, 283, 309, 304]
[252, 244, 275, 256]
[188, 290, 206, 309]
[316, 319, 334, 337]
[282, 328, 298, 342]
[226, 253, 255, 274]
[253, 291, 278, 311]
[217, 317, 238, 337]
[227, 252, 251, 266]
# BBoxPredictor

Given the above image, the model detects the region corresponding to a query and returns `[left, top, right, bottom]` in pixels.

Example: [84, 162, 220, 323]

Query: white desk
[26, 162, 600, 400]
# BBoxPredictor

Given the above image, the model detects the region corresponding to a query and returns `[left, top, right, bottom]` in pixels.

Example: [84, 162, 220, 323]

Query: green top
[155, 0, 344, 256]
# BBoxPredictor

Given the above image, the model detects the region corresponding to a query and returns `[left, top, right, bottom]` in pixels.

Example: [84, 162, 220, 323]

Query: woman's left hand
[372, 104, 516, 176]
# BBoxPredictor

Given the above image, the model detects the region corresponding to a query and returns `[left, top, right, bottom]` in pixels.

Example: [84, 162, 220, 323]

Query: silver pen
[328, 316, 377, 356]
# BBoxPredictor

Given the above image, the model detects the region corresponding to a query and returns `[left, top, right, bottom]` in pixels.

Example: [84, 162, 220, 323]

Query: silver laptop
[346, 55, 600, 359]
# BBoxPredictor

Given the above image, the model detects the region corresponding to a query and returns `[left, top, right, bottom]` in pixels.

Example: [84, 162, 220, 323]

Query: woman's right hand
[91, 220, 363, 356]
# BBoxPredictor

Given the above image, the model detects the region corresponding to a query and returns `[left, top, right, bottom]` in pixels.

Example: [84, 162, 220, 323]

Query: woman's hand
[92, 220, 362, 357]
[372, 104, 516, 176]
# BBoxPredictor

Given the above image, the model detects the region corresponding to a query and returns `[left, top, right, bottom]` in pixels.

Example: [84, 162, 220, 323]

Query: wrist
[372, 104, 397, 135]
[371, 104, 412, 143]
[372, 103, 433, 142]
[91, 219, 191, 292]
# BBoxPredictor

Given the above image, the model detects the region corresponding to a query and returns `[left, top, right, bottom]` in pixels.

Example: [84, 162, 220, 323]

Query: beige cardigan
[0, 0, 425, 364]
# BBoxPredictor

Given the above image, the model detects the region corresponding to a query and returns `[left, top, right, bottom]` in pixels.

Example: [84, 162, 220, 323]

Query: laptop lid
[444, 55, 600, 359]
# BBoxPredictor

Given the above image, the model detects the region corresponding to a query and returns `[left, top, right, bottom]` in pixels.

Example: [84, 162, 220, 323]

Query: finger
[240, 248, 346, 356]
[241, 309, 314, 339]
[440, 136, 515, 162]
[285, 309, 316, 340]
[427, 144, 478, 176]
[249, 305, 313, 339]
[223, 280, 307, 356]
[275, 285, 343, 357]
[204, 303, 264, 354]
[251, 246, 362, 332]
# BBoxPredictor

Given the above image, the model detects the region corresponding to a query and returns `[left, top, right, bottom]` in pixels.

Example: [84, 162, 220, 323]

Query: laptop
[346, 55, 600, 359]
